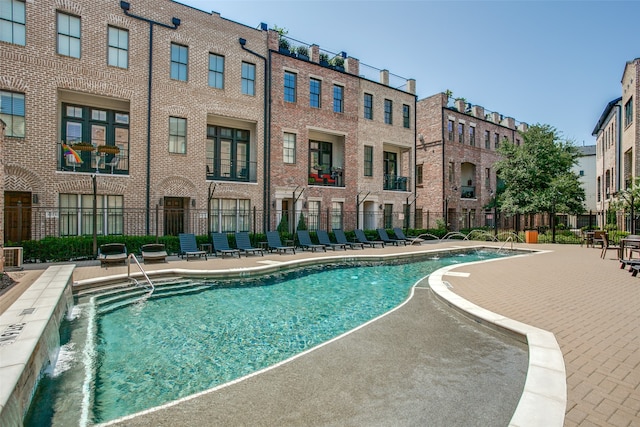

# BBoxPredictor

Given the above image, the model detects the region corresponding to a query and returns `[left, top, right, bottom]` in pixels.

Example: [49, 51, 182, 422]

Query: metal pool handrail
[127, 253, 155, 297]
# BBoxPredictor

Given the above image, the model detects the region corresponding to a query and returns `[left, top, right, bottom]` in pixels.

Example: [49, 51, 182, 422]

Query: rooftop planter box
[296, 46, 309, 61]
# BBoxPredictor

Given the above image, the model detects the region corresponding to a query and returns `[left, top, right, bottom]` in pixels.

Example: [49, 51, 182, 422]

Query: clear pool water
[25, 250, 515, 426]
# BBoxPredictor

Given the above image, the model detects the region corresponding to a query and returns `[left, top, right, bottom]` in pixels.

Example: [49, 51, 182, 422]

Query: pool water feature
[25, 249, 524, 426]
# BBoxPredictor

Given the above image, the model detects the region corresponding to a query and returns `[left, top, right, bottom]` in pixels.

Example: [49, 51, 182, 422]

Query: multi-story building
[593, 97, 622, 227]
[268, 32, 416, 233]
[415, 93, 527, 231]
[0, 0, 415, 244]
[593, 58, 640, 230]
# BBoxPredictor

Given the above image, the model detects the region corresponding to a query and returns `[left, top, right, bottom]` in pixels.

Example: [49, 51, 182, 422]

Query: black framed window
[208, 53, 224, 89]
[241, 62, 255, 95]
[283, 132, 296, 163]
[484, 130, 490, 149]
[0, 91, 25, 137]
[61, 103, 129, 172]
[207, 126, 251, 181]
[57, 12, 80, 58]
[1, 0, 25, 45]
[310, 78, 321, 108]
[402, 104, 410, 128]
[458, 123, 464, 143]
[309, 140, 332, 174]
[625, 97, 633, 127]
[170, 43, 188, 81]
[107, 26, 128, 68]
[364, 145, 373, 176]
[384, 99, 392, 124]
[169, 117, 187, 154]
[284, 71, 296, 103]
[333, 85, 343, 113]
[448, 120, 454, 141]
[469, 126, 475, 146]
[364, 93, 373, 119]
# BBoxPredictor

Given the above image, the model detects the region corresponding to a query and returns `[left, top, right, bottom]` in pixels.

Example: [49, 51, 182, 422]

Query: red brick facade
[416, 93, 527, 230]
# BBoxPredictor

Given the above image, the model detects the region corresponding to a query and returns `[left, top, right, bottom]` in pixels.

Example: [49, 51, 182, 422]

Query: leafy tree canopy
[494, 124, 585, 216]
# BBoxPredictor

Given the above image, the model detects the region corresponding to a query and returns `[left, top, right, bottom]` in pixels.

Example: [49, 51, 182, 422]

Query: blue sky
[181, 0, 639, 146]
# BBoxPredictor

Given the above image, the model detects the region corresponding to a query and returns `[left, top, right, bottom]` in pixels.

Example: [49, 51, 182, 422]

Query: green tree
[296, 213, 307, 231]
[494, 124, 585, 242]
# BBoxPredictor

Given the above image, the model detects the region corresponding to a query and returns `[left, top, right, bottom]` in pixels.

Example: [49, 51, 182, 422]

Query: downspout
[413, 93, 417, 228]
[239, 38, 270, 233]
[441, 103, 446, 221]
[119, 1, 180, 235]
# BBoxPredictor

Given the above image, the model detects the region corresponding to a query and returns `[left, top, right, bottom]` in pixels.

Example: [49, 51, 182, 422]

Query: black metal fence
[2, 203, 605, 245]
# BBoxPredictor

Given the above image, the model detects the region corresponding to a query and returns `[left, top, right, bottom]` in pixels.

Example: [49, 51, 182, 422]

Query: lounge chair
[296, 230, 326, 252]
[354, 229, 385, 248]
[178, 233, 207, 261]
[234, 232, 264, 257]
[316, 229, 346, 251]
[266, 231, 296, 254]
[393, 227, 425, 245]
[98, 243, 128, 267]
[333, 229, 364, 249]
[211, 232, 240, 258]
[141, 243, 167, 263]
[377, 228, 408, 246]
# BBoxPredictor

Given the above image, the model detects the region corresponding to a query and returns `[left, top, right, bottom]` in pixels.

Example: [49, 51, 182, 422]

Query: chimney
[346, 56, 359, 76]
[500, 116, 515, 129]
[471, 105, 484, 118]
[380, 69, 389, 86]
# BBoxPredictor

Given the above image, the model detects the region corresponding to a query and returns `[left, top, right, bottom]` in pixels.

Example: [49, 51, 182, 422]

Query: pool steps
[91, 281, 211, 315]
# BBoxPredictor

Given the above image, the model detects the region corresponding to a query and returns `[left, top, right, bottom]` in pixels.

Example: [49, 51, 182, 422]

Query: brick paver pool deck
[4, 240, 640, 425]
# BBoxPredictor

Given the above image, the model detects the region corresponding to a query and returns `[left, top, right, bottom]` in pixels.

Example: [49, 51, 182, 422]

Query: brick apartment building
[268, 32, 416, 233]
[416, 93, 528, 231]
[593, 58, 640, 230]
[0, 0, 417, 242]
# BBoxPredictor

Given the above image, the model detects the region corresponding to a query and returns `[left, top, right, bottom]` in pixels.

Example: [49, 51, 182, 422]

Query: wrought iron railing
[383, 174, 409, 191]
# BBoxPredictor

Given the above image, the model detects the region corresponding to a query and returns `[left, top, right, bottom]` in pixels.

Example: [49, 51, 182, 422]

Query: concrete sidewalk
[5, 241, 640, 425]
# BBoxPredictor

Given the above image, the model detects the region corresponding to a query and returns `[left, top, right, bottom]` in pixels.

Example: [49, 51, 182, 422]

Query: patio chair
[377, 228, 408, 246]
[333, 229, 364, 249]
[266, 231, 296, 254]
[211, 232, 240, 258]
[98, 243, 127, 267]
[354, 229, 385, 248]
[141, 243, 167, 263]
[316, 229, 347, 251]
[178, 233, 207, 261]
[234, 232, 264, 257]
[393, 227, 425, 245]
[600, 233, 621, 260]
[592, 230, 607, 249]
[296, 230, 326, 252]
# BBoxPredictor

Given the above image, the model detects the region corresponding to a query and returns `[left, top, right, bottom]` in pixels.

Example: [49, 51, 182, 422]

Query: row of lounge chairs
[97, 228, 424, 267]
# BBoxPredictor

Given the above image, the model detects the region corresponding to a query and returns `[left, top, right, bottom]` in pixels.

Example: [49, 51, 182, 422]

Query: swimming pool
[25, 249, 527, 426]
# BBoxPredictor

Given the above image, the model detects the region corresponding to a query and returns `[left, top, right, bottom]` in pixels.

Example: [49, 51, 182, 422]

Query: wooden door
[4, 192, 32, 243]
[163, 197, 184, 236]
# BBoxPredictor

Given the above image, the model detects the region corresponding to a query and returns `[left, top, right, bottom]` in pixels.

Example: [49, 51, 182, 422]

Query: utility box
[525, 231, 538, 244]
[4, 247, 24, 270]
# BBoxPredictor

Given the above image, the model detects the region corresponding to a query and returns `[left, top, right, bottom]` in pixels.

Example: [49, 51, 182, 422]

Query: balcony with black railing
[206, 159, 257, 182]
[383, 174, 409, 191]
[308, 167, 344, 187]
[461, 185, 476, 199]
[58, 142, 128, 175]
